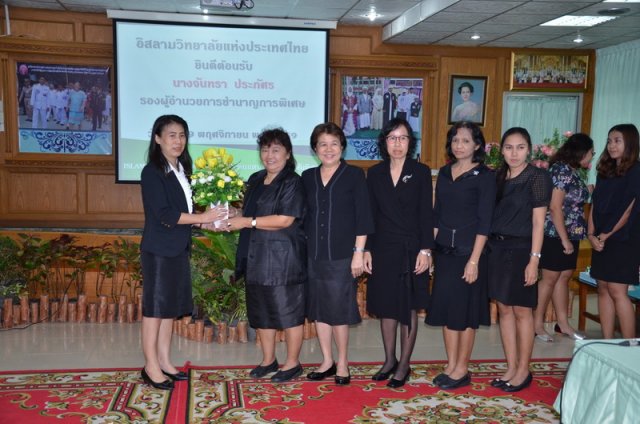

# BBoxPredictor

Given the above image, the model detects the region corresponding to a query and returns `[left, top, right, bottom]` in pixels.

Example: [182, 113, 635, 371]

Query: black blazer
[140, 163, 192, 257]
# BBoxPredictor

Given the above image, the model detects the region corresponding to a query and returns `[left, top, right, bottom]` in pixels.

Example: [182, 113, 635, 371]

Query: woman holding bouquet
[302, 122, 374, 385]
[225, 128, 307, 383]
[140, 114, 223, 390]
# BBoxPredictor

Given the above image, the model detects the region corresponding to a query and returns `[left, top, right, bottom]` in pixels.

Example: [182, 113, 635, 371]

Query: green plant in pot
[191, 230, 248, 342]
[0, 236, 28, 302]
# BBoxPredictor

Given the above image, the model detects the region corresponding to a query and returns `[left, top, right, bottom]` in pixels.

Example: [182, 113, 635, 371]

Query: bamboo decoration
[118, 295, 127, 323]
[68, 301, 77, 322]
[40, 294, 49, 322]
[173, 319, 180, 334]
[309, 324, 317, 339]
[12, 305, 20, 325]
[106, 303, 116, 322]
[88, 303, 98, 323]
[60, 295, 69, 322]
[203, 325, 214, 343]
[126, 303, 135, 323]
[228, 326, 238, 343]
[98, 296, 108, 323]
[216, 322, 228, 344]
[195, 319, 205, 342]
[50, 301, 59, 322]
[187, 322, 197, 340]
[136, 294, 143, 322]
[2, 298, 13, 328]
[237, 320, 248, 343]
[30, 301, 39, 323]
[77, 294, 87, 322]
[303, 320, 312, 340]
[19, 295, 29, 324]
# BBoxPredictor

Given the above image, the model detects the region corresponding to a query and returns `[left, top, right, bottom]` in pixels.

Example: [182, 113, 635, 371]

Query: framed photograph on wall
[448, 75, 487, 126]
[339, 75, 424, 161]
[16, 61, 112, 155]
[510, 52, 589, 91]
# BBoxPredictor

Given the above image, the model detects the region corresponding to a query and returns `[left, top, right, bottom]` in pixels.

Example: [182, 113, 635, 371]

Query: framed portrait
[16, 61, 112, 155]
[510, 52, 589, 91]
[339, 75, 424, 161]
[448, 75, 487, 126]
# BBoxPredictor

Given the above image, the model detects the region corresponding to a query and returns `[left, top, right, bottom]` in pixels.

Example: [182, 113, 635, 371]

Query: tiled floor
[0, 294, 605, 372]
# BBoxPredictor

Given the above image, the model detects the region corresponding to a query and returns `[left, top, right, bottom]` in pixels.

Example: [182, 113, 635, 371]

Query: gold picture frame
[510, 52, 588, 91]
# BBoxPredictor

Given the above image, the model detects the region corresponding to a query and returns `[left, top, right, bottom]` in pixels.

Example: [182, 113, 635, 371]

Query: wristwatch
[251, 218, 257, 228]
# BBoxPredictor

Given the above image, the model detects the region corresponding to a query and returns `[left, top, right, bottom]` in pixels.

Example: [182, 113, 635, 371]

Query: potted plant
[0, 236, 28, 326]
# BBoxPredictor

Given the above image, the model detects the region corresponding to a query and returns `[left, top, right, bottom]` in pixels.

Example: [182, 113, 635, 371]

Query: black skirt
[141, 250, 193, 318]
[591, 218, 640, 285]
[307, 257, 361, 326]
[540, 236, 579, 272]
[488, 239, 537, 308]
[246, 283, 305, 329]
[426, 252, 490, 330]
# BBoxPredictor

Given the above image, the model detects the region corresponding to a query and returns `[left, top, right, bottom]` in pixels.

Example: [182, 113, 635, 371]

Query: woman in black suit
[225, 128, 307, 383]
[363, 118, 434, 388]
[140, 115, 221, 390]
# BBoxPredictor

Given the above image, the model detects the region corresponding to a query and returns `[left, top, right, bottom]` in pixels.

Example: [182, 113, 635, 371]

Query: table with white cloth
[554, 338, 640, 424]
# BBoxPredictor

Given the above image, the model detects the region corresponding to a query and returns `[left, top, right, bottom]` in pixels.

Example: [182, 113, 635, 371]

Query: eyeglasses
[386, 135, 410, 143]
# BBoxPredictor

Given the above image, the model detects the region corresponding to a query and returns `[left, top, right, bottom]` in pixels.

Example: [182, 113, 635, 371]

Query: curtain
[503, 94, 580, 145]
[590, 39, 640, 181]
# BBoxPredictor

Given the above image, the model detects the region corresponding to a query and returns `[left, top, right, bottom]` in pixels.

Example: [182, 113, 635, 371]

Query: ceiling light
[470, 34, 480, 40]
[541, 15, 617, 27]
[573, 32, 584, 43]
[598, 7, 631, 16]
[363, 8, 381, 22]
[603, 0, 640, 3]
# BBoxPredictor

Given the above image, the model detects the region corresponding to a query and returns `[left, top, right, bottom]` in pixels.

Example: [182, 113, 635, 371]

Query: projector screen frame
[112, 17, 331, 184]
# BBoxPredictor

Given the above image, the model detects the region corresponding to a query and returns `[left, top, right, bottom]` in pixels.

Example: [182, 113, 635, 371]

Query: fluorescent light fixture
[471, 34, 480, 40]
[603, 0, 640, 2]
[541, 15, 617, 27]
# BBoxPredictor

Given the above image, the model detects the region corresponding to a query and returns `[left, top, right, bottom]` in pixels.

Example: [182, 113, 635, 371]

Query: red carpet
[0, 359, 566, 423]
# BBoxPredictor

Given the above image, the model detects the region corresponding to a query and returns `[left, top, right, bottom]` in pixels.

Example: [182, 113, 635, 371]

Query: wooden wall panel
[7, 20, 75, 42]
[6, 173, 78, 212]
[86, 175, 142, 214]
[83, 25, 113, 44]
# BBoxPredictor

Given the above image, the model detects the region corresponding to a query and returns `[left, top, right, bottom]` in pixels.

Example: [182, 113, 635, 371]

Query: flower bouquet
[191, 147, 245, 226]
[484, 142, 502, 169]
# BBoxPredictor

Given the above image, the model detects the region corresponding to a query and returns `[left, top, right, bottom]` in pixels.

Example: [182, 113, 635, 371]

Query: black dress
[590, 162, 640, 285]
[426, 164, 495, 330]
[488, 165, 552, 307]
[366, 159, 434, 325]
[236, 168, 307, 329]
[302, 161, 375, 325]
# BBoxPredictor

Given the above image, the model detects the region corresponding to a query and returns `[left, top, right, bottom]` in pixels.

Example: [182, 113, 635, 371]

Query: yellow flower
[207, 158, 218, 168]
[217, 180, 225, 188]
[194, 157, 206, 169]
[224, 154, 233, 165]
[236, 179, 244, 186]
[218, 147, 226, 155]
[227, 169, 237, 177]
[203, 148, 218, 159]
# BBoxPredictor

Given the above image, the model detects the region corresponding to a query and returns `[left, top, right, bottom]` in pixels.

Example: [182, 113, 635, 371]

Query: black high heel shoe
[141, 368, 174, 390]
[162, 369, 189, 381]
[387, 368, 410, 388]
[372, 361, 398, 381]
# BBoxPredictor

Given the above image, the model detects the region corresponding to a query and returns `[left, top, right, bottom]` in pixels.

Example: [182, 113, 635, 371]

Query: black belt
[490, 234, 529, 241]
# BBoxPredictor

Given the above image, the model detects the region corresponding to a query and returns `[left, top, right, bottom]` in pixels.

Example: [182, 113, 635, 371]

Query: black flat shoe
[162, 369, 189, 381]
[502, 373, 533, 392]
[271, 364, 303, 382]
[438, 372, 471, 389]
[372, 361, 398, 381]
[386, 369, 410, 388]
[490, 378, 508, 388]
[249, 359, 279, 378]
[306, 363, 336, 380]
[334, 373, 351, 385]
[432, 373, 448, 385]
[141, 368, 174, 390]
